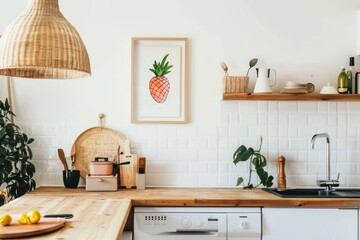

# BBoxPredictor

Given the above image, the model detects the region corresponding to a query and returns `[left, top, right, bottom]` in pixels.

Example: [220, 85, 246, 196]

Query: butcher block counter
[2, 187, 360, 239]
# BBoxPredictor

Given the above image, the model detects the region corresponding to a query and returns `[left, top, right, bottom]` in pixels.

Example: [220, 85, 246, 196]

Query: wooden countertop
[0, 193, 131, 240]
[2, 187, 360, 239]
[30, 187, 360, 208]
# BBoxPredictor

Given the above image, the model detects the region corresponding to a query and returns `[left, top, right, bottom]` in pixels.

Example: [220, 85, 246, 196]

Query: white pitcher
[254, 68, 277, 93]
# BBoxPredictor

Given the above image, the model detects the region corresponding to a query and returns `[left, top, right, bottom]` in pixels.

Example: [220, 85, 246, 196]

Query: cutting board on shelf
[0, 218, 65, 239]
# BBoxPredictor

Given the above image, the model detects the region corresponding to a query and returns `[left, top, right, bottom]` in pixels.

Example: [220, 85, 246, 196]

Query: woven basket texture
[0, 0, 91, 79]
[223, 76, 249, 93]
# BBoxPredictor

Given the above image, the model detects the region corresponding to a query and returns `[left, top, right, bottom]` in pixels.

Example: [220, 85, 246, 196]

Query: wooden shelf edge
[222, 93, 360, 101]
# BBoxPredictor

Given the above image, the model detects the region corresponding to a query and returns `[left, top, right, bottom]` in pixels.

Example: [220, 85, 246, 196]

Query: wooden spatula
[58, 148, 69, 171]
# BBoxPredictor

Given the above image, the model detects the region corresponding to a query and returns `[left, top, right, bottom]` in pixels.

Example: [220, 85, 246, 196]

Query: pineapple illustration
[149, 54, 173, 103]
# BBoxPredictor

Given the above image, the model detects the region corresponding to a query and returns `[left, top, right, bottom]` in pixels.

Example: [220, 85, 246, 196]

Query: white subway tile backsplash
[189, 161, 208, 173]
[298, 102, 317, 113]
[198, 126, 218, 137]
[279, 102, 298, 112]
[289, 139, 307, 150]
[208, 137, 218, 149]
[337, 162, 356, 174]
[137, 125, 157, 137]
[208, 162, 218, 173]
[177, 137, 189, 149]
[228, 125, 248, 137]
[258, 101, 268, 112]
[337, 102, 347, 113]
[218, 162, 229, 173]
[317, 102, 327, 113]
[279, 114, 288, 125]
[228, 113, 239, 125]
[278, 138, 289, 150]
[348, 114, 360, 127]
[199, 149, 218, 161]
[239, 113, 258, 125]
[220, 113, 229, 125]
[238, 101, 258, 113]
[268, 126, 278, 137]
[31, 99, 360, 188]
[218, 137, 229, 149]
[178, 150, 198, 161]
[346, 176, 360, 187]
[198, 174, 218, 186]
[258, 112, 268, 125]
[308, 114, 327, 126]
[268, 101, 278, 112]
[248, 126, 268, 138]
[220, 101, 238, 114]
[268, 114, 278, 125]
[157, 126, 177, 137]
[218, 126, 228, 137]
[287, 162, 308, 174]
[158, 150, 178, 161]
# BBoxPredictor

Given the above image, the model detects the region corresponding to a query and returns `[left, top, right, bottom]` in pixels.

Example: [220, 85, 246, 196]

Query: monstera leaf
[232, 136, 273, 189]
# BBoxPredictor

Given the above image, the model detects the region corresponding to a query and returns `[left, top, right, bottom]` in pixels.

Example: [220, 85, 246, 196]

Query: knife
[43, 214, 73, 219]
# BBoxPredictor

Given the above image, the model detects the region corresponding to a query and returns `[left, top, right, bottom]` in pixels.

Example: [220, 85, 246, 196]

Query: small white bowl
[320, 83, 338, 94]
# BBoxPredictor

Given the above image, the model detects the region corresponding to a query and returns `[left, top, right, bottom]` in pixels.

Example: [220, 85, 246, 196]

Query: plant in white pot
[233, 136, 273, 189]
[0, 99, 35, 206]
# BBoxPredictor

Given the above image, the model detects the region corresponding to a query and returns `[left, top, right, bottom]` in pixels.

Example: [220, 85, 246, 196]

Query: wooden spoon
[58, 149, 69, 171]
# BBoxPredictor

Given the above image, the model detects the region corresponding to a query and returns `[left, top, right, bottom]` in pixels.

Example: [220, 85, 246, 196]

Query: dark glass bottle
[346, 57, 354, 94]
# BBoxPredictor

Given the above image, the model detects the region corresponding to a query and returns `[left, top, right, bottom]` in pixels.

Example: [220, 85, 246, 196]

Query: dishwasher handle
[159, 231, 226, 237]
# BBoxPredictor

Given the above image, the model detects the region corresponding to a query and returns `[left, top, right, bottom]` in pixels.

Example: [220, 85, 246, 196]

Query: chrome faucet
[310, 133, 339, 191]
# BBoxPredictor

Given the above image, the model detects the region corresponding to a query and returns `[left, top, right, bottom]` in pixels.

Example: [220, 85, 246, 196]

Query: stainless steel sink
[263, 188, 360, 198]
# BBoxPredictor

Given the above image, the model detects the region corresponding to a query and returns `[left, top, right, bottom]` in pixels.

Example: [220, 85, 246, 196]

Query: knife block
[119, 154, 137, 189]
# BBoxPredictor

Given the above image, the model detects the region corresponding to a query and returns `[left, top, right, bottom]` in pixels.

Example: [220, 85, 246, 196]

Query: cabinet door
[262, 208, 358, 240]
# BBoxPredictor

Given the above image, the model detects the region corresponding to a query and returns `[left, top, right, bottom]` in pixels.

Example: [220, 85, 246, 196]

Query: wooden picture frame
[131, 37, 188, 124]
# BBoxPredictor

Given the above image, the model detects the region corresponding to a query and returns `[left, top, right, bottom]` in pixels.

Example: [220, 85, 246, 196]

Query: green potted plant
[233, 136, 273, 189]
[0, 99, 35, 206]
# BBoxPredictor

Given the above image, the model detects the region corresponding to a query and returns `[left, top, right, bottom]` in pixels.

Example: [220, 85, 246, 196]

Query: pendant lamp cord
[7, 76, 14, 124]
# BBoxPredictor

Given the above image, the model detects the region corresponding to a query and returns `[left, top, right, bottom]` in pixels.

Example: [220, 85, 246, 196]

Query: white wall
[0, 0, 359, 187]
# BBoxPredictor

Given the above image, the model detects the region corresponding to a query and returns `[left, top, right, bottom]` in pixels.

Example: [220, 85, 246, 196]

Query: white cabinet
[262, 208, 358, 240]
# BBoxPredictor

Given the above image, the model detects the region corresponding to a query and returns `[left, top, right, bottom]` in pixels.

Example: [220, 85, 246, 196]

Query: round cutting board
[72, 127, 127, 178]
[0, 218, 65, 239]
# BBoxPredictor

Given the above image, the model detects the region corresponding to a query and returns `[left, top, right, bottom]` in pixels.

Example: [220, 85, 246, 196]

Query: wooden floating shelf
[223, 93, 360, 101]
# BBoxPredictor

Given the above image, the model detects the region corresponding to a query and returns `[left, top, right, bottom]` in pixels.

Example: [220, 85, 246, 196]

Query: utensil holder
[223, 76, 249, 93]
[136, 174, 146, 190]
[63, 170, 80, 188]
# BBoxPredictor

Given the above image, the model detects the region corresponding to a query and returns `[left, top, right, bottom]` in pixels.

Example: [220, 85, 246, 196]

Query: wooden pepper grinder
[277, 155, 286, 189]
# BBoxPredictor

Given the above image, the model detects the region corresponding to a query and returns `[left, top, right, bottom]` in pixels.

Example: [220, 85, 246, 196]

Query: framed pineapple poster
[131, 37, 188, 124]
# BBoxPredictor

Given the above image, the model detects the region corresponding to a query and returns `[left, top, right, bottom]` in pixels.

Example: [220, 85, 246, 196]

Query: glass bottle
[346, 57, 354, 94]
[338, 66, 348, 94]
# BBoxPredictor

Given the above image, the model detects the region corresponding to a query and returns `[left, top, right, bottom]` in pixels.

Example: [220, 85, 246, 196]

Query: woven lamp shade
[0, 0, 91, 79]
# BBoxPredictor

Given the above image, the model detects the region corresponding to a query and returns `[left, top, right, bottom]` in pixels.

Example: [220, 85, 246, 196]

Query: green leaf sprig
[233, 136, 273, 189]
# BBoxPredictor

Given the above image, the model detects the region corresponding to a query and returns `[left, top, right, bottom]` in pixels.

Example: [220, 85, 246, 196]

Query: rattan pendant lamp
[0, 0, 91, 79]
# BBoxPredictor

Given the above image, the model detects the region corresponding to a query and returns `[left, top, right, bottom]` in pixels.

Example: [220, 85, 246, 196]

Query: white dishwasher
[134, 207, 261, 240]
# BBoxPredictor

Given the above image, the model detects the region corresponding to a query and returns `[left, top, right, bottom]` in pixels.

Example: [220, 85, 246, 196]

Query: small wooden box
[86, 174, 118, 191]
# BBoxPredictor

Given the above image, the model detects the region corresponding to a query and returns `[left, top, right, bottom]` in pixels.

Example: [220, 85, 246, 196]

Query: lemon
[17, 213, 29, 225]
[27, 210, 41, 224]
[0, 214, 12, 226]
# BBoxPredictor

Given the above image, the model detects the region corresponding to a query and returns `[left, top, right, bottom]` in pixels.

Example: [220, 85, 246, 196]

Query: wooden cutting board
[120, 154, 137, 189]
[71, 127, 127, 178]
[0, 218, 65, 239]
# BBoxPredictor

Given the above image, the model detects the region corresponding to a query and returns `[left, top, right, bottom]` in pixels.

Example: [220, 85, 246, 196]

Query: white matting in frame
[131, 37, 188, 124]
